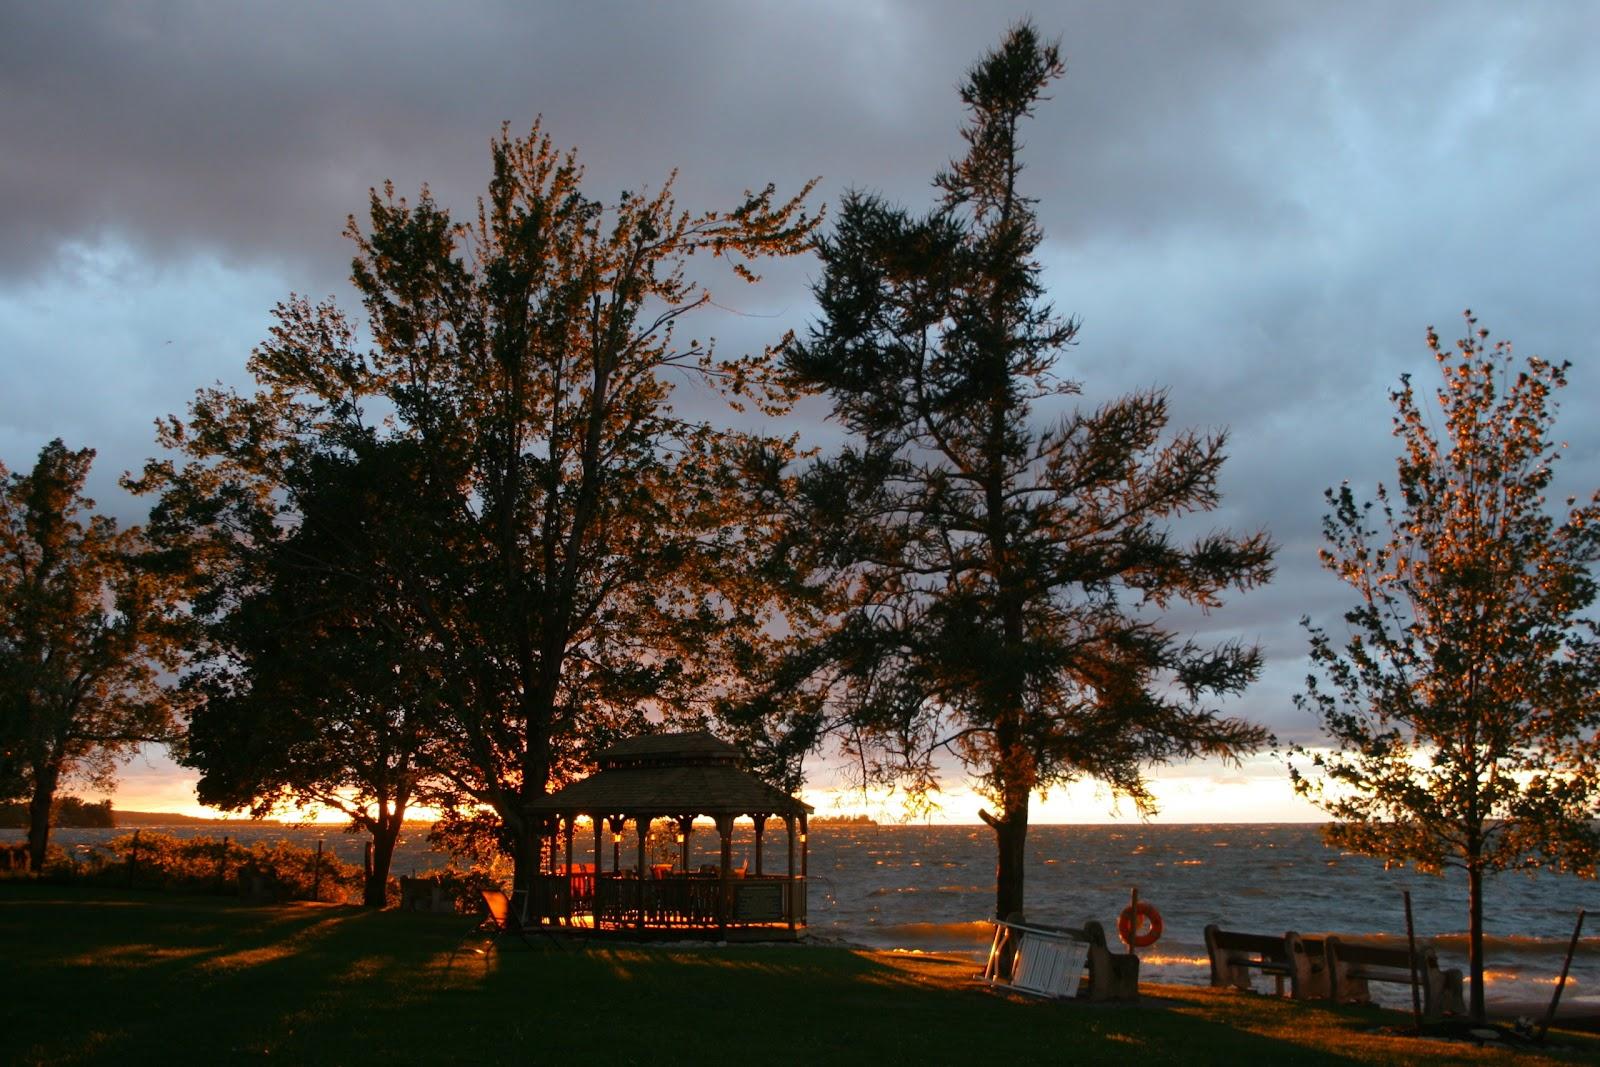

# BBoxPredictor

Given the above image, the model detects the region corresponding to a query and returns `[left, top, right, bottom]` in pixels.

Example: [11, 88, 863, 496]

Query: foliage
[425, 811, 515, 876]
[1293, 312, 1600, 1019]
[0, 440, 186, 871]
[133, 122, 818, 890]
[405, 862, 506, 908]
[51, 831, 363, 902]
[780, 23, 1273, 917]
[180, 441, 449, 906]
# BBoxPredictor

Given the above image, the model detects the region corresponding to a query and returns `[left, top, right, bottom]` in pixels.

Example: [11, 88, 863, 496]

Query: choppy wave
[809, 823, 1600, 1008]
[853, 920, 997, 948]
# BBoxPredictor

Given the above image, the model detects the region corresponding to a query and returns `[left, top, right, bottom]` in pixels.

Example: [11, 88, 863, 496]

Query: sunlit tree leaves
[134, 123, 818, 892]
[1293, 312, 1600, 1020]
[0, 441, 186, 870]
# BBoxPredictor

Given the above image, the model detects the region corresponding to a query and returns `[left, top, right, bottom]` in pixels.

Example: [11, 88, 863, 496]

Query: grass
[2, 885, 1595, 1065]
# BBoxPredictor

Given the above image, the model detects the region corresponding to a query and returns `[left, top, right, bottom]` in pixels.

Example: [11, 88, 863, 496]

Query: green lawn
[1, 885, 1593, 1065]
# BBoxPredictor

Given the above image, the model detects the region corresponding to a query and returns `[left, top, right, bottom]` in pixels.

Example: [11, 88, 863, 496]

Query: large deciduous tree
[136, 122, 817, 893]
[1, 440, 184, 870]
[181, 442, 449, 906]
[783, 24, 1274, 920]
[1293, 313, 1600, 1021]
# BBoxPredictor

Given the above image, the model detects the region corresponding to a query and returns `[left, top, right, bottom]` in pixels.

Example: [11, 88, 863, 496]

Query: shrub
[70, 832, 365, 902]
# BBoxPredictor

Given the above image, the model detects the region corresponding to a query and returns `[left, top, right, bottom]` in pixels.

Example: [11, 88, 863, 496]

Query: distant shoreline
[0, 811, 438, 831]
[8, 810, 1344, 830]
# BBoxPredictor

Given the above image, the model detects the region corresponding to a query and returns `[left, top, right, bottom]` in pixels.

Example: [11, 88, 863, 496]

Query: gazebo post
[593, 815, 603, 876]
[635, 816, 651, 931]
[752, 813, 767, 877]
[677, 816, 692, 872]
[714, 814, 736, 938]
[800, 813, 809, 881]
[785, 815, 796, 932]
[563, 817, 575, 925]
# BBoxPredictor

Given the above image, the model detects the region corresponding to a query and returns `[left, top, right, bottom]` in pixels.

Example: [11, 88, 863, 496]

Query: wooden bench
[1204, 925, 1327, 999]
[983, 917, 1139, 1002]
[398, 876, 458, 913]
[1324, 937, 1465, 1022]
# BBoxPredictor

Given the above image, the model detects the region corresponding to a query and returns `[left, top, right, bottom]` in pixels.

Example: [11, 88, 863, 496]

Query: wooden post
[593, 815, 605, 929]
[635, 816, 650, 931]
[1403, 890, 1423, 1034]
[1538, 909, 1587, 1044]
[563, 817, 575, 925]
[678, 816, 692, 872]
[1125, 886, 1140, 956]
[785, 815, 796, 933]
[753, 814, 766, 877]
[313, 839, 324, 902]
[715, 814, 736, 938]
[800, 814, 808, 881]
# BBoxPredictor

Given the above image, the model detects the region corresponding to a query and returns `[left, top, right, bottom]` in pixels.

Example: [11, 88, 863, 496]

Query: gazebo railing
[578, 874, 804, 930]
[526, 870, 595, 922]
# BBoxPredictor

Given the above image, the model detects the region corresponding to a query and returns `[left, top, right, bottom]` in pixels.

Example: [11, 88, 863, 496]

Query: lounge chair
[983, 916, 1139, 1001]
[452, 889, 563, 961]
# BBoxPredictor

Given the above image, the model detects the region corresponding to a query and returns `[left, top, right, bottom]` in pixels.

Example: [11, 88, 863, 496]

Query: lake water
[12, 821, 1598, 1014]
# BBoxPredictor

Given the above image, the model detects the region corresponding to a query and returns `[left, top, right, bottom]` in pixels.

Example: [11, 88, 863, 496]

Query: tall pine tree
[785, 23, 1274, 919]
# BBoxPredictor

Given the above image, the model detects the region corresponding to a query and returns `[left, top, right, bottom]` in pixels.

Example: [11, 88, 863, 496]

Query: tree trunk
[364, 824, 400, 908]
[982, 791, 1030, 921]
[510, 820, 539, 903]
[1468, 862, 1486, 1022]
[25, 766, 58, 872]
[511, 708, 553, 901]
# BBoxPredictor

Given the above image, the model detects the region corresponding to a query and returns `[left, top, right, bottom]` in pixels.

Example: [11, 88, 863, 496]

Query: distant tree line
[0, 795, 113, 829]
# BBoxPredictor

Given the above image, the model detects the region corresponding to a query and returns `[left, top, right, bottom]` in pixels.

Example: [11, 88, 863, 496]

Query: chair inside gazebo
[522, 732, 811, 941]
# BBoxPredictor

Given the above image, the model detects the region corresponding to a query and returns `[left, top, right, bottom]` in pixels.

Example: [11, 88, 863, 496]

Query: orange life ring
[1117, 900, 1163, 948]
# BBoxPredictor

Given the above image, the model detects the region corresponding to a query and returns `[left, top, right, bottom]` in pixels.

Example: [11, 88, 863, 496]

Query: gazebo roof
[597, 730, 740, 766]
[528, 731, 812, 817]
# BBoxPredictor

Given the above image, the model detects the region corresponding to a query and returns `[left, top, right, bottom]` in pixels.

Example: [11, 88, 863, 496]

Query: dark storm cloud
[0, 0, 946, 285]
[5, 0, 1600, 757]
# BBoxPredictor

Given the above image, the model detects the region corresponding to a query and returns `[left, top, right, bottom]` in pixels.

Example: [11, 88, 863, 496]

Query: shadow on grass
[4, 886, 1590, 1065]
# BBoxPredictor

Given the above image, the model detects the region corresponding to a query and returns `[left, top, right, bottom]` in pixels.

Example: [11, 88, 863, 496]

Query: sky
[5, 1, 1600, 823]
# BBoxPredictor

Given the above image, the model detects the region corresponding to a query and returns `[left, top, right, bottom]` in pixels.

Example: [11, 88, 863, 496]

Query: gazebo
[523, 731, 812, 940]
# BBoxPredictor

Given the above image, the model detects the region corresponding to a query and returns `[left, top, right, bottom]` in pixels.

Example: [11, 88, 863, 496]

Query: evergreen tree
[784, 24, 1274, 919]
[1294, 313, 1600, 1021]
